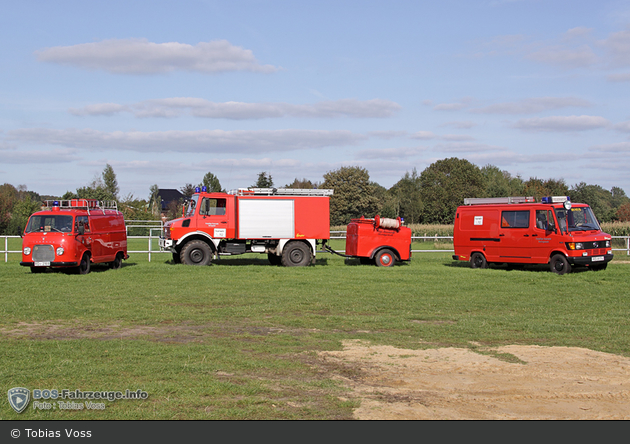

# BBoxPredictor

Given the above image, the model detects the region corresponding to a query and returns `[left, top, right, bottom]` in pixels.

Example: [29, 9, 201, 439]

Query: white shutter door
[238, 199, 295, 239]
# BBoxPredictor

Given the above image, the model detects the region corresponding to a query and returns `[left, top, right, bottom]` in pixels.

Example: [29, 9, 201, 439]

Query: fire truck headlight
[56, 247, 64, 256]
[23, 247, 31, 255]
[605, 240, 611, 248]
[575, 242, 584, 250]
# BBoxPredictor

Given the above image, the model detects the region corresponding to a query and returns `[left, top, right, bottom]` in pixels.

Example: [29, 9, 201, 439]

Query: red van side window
[501, 211, 529, 228]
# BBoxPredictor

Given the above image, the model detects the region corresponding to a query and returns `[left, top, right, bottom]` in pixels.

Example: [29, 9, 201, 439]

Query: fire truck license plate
[591, 256, 604, 262]
[34, 262, 50, 266]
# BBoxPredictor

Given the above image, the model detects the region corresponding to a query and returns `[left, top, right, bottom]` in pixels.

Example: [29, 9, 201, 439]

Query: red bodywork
[20, 200, 128, 273]
[346, 216, 412, 264]
[453, 202, 613, 271]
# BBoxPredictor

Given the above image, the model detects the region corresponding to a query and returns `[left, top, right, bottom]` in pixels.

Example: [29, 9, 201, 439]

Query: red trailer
[341, 215, 412, 267]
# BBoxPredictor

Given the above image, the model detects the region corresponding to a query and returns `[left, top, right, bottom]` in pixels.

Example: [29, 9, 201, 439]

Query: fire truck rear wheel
[281, 242, 312, 267]
[78, 253, 91, 275]
[375, 249, 396, 267]
[470, 252, 488, 269]
[550, 254, 571, 275]
[181, 240, 213, 266]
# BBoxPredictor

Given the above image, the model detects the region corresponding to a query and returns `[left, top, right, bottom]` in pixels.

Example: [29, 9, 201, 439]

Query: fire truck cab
[159, 187, 332, 267]
[20, 200, 128, 274]
[452, 196, 613, 275]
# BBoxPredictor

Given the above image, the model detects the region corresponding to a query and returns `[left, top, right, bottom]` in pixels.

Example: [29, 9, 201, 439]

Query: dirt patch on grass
[319, 339, 630, 420]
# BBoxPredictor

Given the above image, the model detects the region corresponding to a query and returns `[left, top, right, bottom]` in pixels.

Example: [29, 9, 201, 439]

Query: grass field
[1, 241, 629, 419]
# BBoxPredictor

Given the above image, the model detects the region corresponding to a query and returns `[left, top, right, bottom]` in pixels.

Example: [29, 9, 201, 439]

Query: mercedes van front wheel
[470, 252, 488, 269]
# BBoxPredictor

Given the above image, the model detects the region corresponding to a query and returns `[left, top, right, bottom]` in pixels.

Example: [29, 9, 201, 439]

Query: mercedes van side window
[501, 210, 529, 228]
[535, 210, 551, 230]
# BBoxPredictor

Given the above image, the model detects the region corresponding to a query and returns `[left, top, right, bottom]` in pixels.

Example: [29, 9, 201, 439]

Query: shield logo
[8, 387, 30, 413]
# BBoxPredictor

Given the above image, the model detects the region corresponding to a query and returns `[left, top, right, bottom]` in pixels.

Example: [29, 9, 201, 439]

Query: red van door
[497, 209, 533, 262]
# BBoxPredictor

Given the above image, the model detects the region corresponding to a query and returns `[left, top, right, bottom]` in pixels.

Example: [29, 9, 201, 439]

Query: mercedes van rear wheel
[470, 252, 488, 269]
[550, 254, 571, 275]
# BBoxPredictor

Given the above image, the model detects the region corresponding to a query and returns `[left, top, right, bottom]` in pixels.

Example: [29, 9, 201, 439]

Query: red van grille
[33, 245, 55, 262]
[590, 248, 605, 255]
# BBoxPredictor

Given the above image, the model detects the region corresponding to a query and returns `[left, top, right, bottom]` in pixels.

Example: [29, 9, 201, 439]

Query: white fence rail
[3, 232, 630, 263]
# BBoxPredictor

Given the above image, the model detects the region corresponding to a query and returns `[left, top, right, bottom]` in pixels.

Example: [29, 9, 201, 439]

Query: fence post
[627, 235, 629, 256]
[4, 236, 7, 263]
[148, 232, 152, 262]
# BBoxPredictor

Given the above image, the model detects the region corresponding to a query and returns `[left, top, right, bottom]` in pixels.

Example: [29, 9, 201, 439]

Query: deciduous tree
[321, 166, 380, 226]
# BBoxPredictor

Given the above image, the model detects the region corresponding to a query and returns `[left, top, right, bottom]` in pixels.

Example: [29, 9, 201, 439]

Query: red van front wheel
[550, 254, 572, 275]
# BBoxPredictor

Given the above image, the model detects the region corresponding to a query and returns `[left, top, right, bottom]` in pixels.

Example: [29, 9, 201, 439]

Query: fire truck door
[199, 197, 230, 238]
[498, 209, 533, 262]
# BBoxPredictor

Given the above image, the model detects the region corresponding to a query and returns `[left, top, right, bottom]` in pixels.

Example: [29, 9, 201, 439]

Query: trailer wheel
[181, 240, 213, 266]
[110, 252, 123, 270]
[470, 252, 488, 269]
[375, 249, 396, 267]
[281, 242, 312, 267]
[268, 253, 282, 266]
[78, 253, 91, 275]
[550, 254, 571, 275]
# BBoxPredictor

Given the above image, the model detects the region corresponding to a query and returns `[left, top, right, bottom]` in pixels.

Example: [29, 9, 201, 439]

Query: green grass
[1, 244, 629, 419]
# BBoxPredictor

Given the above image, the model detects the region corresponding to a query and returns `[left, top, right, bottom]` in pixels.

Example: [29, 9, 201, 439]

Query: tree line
[1, 158, 629, 235]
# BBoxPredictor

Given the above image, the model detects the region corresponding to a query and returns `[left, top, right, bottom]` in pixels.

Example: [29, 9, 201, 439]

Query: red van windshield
[25, 215, 74, 233]
[554, 206, 601, 232]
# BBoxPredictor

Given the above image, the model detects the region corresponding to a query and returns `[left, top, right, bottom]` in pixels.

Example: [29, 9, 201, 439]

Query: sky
[2, 0, 630, 200]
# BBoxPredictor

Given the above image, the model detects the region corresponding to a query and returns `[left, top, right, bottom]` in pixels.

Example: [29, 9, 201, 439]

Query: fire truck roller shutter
[238, 199, 295, 239]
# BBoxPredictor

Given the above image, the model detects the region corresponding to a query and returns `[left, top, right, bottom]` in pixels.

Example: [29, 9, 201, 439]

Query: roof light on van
[201, 186, 207, 192]
[541, 196, 568, 204]
[53, 201, 60, 206]
[195, 187, 200, 193]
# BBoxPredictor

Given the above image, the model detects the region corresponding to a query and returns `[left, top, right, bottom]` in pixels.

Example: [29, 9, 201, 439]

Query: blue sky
[2, 0, 630, 199]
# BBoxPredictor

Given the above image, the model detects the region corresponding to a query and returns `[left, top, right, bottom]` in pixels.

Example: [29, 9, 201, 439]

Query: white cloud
[7, 128, 366, 153]
[410, 131, 437, 140]
[441, 134, 475, 141]
[439, 121, 477, 129]
[588, 142, 630, 153]
[69, 98, 401, 119]
[607, 72, 630, 82]
[613, 121, 630, 133]
[471, 97, 593, 114]
[367, 131, 408, 139]
[525, 45, 598, 69]
[434, 142, 503, 153]
[0, 148, 79, 164]
[513, 115, 610, 132]
[354, 146, 425, 160]
[36, 38, 278, 74]
[599, 30, 630, 68]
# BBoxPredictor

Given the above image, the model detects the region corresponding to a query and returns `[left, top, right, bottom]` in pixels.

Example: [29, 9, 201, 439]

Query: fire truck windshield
[185, 195, 199, 217]
[554, 206, 601, 232]
[25, 215, 74, 233]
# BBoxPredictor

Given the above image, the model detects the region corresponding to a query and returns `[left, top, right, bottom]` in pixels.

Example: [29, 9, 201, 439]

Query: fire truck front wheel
[77, 253, 91, 275]
[470, 252, 488, 269]
[181, 240, 213, 266]
[281, 242, 312, 267]
[550, 254, 572, 275]
[375, 249, 396, 267]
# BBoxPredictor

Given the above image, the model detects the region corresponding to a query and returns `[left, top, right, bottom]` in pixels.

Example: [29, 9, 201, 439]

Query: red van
[20, 200, 128, 274]
[452, 196, 613, 275]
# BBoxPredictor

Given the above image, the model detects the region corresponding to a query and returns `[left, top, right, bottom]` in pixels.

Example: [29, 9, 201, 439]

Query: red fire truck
[159, 187, 412, 267]
[160, 187, 332, 266]
[20, 199, 128, 274]
[452, 196, 613, 275]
